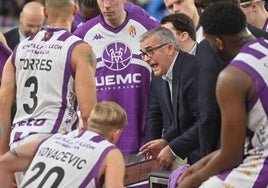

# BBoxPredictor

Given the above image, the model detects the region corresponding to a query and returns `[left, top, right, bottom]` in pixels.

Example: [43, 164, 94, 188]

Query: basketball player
[74, 0, 160, 155]
[0, 0, 97, 185]
[0, 101, 127, 188]
[177, 2, 268, 187]
[72, 0, 154, 32]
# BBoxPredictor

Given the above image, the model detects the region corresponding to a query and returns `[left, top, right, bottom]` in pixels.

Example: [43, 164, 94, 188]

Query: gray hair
[139, 27, 180, 51]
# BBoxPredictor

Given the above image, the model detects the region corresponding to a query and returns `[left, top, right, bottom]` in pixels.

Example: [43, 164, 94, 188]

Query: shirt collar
[162, 53, 178, 81]
[189, 42, 198, 55]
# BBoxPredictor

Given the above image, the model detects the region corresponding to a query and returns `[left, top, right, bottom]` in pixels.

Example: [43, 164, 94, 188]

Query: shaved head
[20, 1, 44, 22]
[19, 1, 45, 37]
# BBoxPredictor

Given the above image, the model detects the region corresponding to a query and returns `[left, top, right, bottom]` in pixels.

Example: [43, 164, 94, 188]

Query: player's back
[11, 28, 84, 144]
[230, 37, 268, 157]
[20, 128, 116, 188]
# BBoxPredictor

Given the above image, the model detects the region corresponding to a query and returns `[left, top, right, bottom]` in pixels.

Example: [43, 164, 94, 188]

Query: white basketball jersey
[11, 28, 84, 144]
[230, 38, 268, 158]
[202, 38, 268, 188]
[20, 129, 116, 188]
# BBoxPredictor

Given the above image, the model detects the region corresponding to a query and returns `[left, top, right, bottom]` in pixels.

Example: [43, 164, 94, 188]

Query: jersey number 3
[23, 76, 38, 114]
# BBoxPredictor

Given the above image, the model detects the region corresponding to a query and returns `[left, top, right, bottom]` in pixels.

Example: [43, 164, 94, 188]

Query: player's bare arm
[0, 57, 16, 155]
[103, 148, 125, 188]
[72, 43, 97, 127]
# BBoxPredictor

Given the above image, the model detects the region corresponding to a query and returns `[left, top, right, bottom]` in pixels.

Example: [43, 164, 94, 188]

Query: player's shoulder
[73, 16, 101, 38]
[105, 147, 124, 162]
[126, 10, 160, 30]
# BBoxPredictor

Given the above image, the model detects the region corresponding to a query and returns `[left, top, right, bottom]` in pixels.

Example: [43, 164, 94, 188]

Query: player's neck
[255, 12, 268, 30]
[49, 22, 72, 32]
[48, 16, 73, 32]
[222, 29, 256, 61]
[104, 11, 127, 28]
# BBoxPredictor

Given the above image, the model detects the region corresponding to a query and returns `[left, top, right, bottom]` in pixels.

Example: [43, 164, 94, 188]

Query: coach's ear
[215, 37, 224, 50]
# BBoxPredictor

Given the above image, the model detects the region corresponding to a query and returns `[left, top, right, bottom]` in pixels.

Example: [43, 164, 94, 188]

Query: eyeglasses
[139, 43, 169, 59]
[240, 0, 261, 8]
[240, 0, 252, 8]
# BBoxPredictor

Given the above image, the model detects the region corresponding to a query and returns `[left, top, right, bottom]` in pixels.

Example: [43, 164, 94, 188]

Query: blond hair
[88, 101, 127, 135]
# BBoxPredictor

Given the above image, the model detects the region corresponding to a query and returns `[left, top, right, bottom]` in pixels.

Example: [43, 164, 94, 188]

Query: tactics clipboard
[124, 158, 162, 186]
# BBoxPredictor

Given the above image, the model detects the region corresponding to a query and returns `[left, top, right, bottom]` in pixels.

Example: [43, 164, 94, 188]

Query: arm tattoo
[88, 50, 97, 68]
[9, 148, 19, 158]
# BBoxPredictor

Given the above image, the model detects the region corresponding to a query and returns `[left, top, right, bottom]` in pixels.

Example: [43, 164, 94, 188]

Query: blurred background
[1, 0, 268, 33]
[0, 0, 169, 33]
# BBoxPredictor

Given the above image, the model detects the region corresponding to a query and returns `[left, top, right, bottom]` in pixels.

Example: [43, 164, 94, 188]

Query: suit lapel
[162, 79, 173, 116]
[172, 51, 185, 113]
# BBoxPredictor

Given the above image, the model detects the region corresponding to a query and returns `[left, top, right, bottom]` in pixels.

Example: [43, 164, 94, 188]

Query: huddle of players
[0, 0, 268, 187]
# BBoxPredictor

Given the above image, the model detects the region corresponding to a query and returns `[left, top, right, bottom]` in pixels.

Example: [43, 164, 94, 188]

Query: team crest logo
[44, 31, 52, 41]
[128, 25, 136, 38]
[102, 42, 132, 71]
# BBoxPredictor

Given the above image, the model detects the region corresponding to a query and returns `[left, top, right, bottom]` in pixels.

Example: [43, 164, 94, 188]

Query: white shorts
[200, 156, 268, 188]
